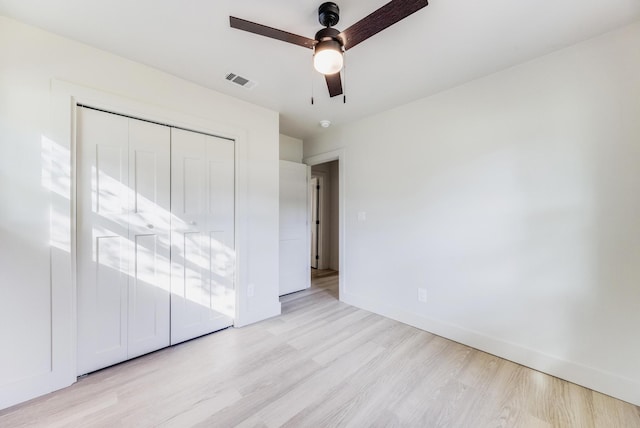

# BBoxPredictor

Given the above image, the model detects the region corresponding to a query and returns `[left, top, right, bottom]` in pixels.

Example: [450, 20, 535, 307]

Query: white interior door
[280, 161, 310, 295]
[77, 107, 171, 375]
[170, 128, 235, 345]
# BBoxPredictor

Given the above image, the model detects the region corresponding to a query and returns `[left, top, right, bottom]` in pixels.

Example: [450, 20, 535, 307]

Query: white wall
[304, 21, 640, 406]
[279, 134, 303, 163]
[0, 16, 280, 410]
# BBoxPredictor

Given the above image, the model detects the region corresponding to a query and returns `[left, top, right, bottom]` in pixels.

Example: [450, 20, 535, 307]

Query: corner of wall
[279, 134, 304, 163]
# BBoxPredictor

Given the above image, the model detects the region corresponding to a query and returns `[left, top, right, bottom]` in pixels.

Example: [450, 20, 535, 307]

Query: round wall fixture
[319, 120, 331, 128]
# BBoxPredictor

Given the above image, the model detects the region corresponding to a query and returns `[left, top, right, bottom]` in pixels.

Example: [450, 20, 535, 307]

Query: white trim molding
[341, 290, 640, 407]
[304, 149, 346, 300]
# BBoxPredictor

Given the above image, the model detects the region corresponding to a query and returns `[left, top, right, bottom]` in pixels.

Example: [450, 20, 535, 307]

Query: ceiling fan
[230, 0, 429, 98]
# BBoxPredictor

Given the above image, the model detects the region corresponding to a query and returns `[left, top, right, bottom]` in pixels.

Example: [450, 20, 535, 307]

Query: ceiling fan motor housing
[319, 2, 340, 27]
[314, 27, 344, 51]
[314, 26, 344, 75]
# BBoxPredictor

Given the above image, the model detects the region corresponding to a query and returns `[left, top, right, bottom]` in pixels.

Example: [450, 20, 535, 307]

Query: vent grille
[225, 73, 257, 90]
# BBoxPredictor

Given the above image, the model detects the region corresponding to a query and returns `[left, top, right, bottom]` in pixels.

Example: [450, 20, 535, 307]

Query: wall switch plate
[357, 211, 367, 221]
[417, 288, 427, 303]
[247, 284, 255, 298]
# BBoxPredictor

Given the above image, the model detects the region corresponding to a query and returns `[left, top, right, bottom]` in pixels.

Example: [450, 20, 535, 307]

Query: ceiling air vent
[225, 72, 257, 90]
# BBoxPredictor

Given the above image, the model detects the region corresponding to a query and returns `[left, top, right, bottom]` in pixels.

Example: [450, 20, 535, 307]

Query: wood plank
[1, 269, 639, 427]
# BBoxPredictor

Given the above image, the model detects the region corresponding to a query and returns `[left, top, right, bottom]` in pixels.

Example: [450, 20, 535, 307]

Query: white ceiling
[1, 0, 639, 140]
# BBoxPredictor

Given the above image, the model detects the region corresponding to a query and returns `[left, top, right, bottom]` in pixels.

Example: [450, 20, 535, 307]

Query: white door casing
[310, 176, 318, 269]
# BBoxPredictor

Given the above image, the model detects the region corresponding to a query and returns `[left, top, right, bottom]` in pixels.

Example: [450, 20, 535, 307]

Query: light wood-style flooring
[1, 270, 639, 427]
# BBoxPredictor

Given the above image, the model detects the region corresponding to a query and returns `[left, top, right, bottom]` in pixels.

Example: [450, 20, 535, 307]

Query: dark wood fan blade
[230, 16, 316, 49]
[325, 73, 343, 97]
[339, 0, 428, 50]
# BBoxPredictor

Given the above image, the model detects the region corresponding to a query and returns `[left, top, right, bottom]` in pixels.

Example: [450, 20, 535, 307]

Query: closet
[76, 106, 234, 375]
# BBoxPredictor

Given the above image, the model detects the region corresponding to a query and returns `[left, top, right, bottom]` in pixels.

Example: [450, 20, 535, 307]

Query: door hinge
[316, 185, 320, 190]
[316, 220, 320, 225]
[315, 255, 319, 260]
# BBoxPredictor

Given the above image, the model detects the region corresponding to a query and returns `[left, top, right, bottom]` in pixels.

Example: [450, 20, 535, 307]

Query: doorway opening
[310, 160, 339, 300]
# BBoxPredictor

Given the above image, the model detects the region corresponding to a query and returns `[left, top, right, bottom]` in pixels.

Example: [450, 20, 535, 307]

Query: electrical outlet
[417, 288, 427, 303]
[247, 284, 255, 298]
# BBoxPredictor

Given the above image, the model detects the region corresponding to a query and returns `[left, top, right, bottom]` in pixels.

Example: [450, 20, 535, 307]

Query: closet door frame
[49, 80, 249, 392]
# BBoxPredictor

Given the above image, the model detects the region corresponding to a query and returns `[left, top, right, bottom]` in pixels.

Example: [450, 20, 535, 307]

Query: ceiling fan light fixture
[313, 39, 343, 75]
[230, 0, 430, 97]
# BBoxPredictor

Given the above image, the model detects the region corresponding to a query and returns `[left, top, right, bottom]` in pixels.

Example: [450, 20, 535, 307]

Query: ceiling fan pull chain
[343, 52, 347, 104]
[311, 53, 315, 105]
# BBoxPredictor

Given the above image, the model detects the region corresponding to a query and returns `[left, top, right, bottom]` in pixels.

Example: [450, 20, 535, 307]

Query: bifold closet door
[170, 128, 235, 345]
[126, 117, 171, 359]
[77, 107, 171, 375]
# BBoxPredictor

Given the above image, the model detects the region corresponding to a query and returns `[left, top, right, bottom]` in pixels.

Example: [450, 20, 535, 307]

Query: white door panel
[210, 230, 234, 315]
[129, 234, 162, 347]
[77, 108, 171, 374]
[171, 129, 234, 345]
[280, 239, 309, 295]
[94, 235, 128, 351]
[279, 161, 310, 296]
[77, 107, 130, 374]
[207, 137, 235, 318]
[126, 118, 171, 359]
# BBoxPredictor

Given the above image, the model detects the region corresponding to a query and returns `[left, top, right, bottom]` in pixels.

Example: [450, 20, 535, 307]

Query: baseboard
[0, 372, 74, 411]
[341, 290, 640, 407]
[235, 300, 281, 328]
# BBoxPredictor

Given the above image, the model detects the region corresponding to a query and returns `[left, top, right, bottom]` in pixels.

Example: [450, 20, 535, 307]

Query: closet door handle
[147, 224, 154, 229]
[190, 221, 197, 226]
